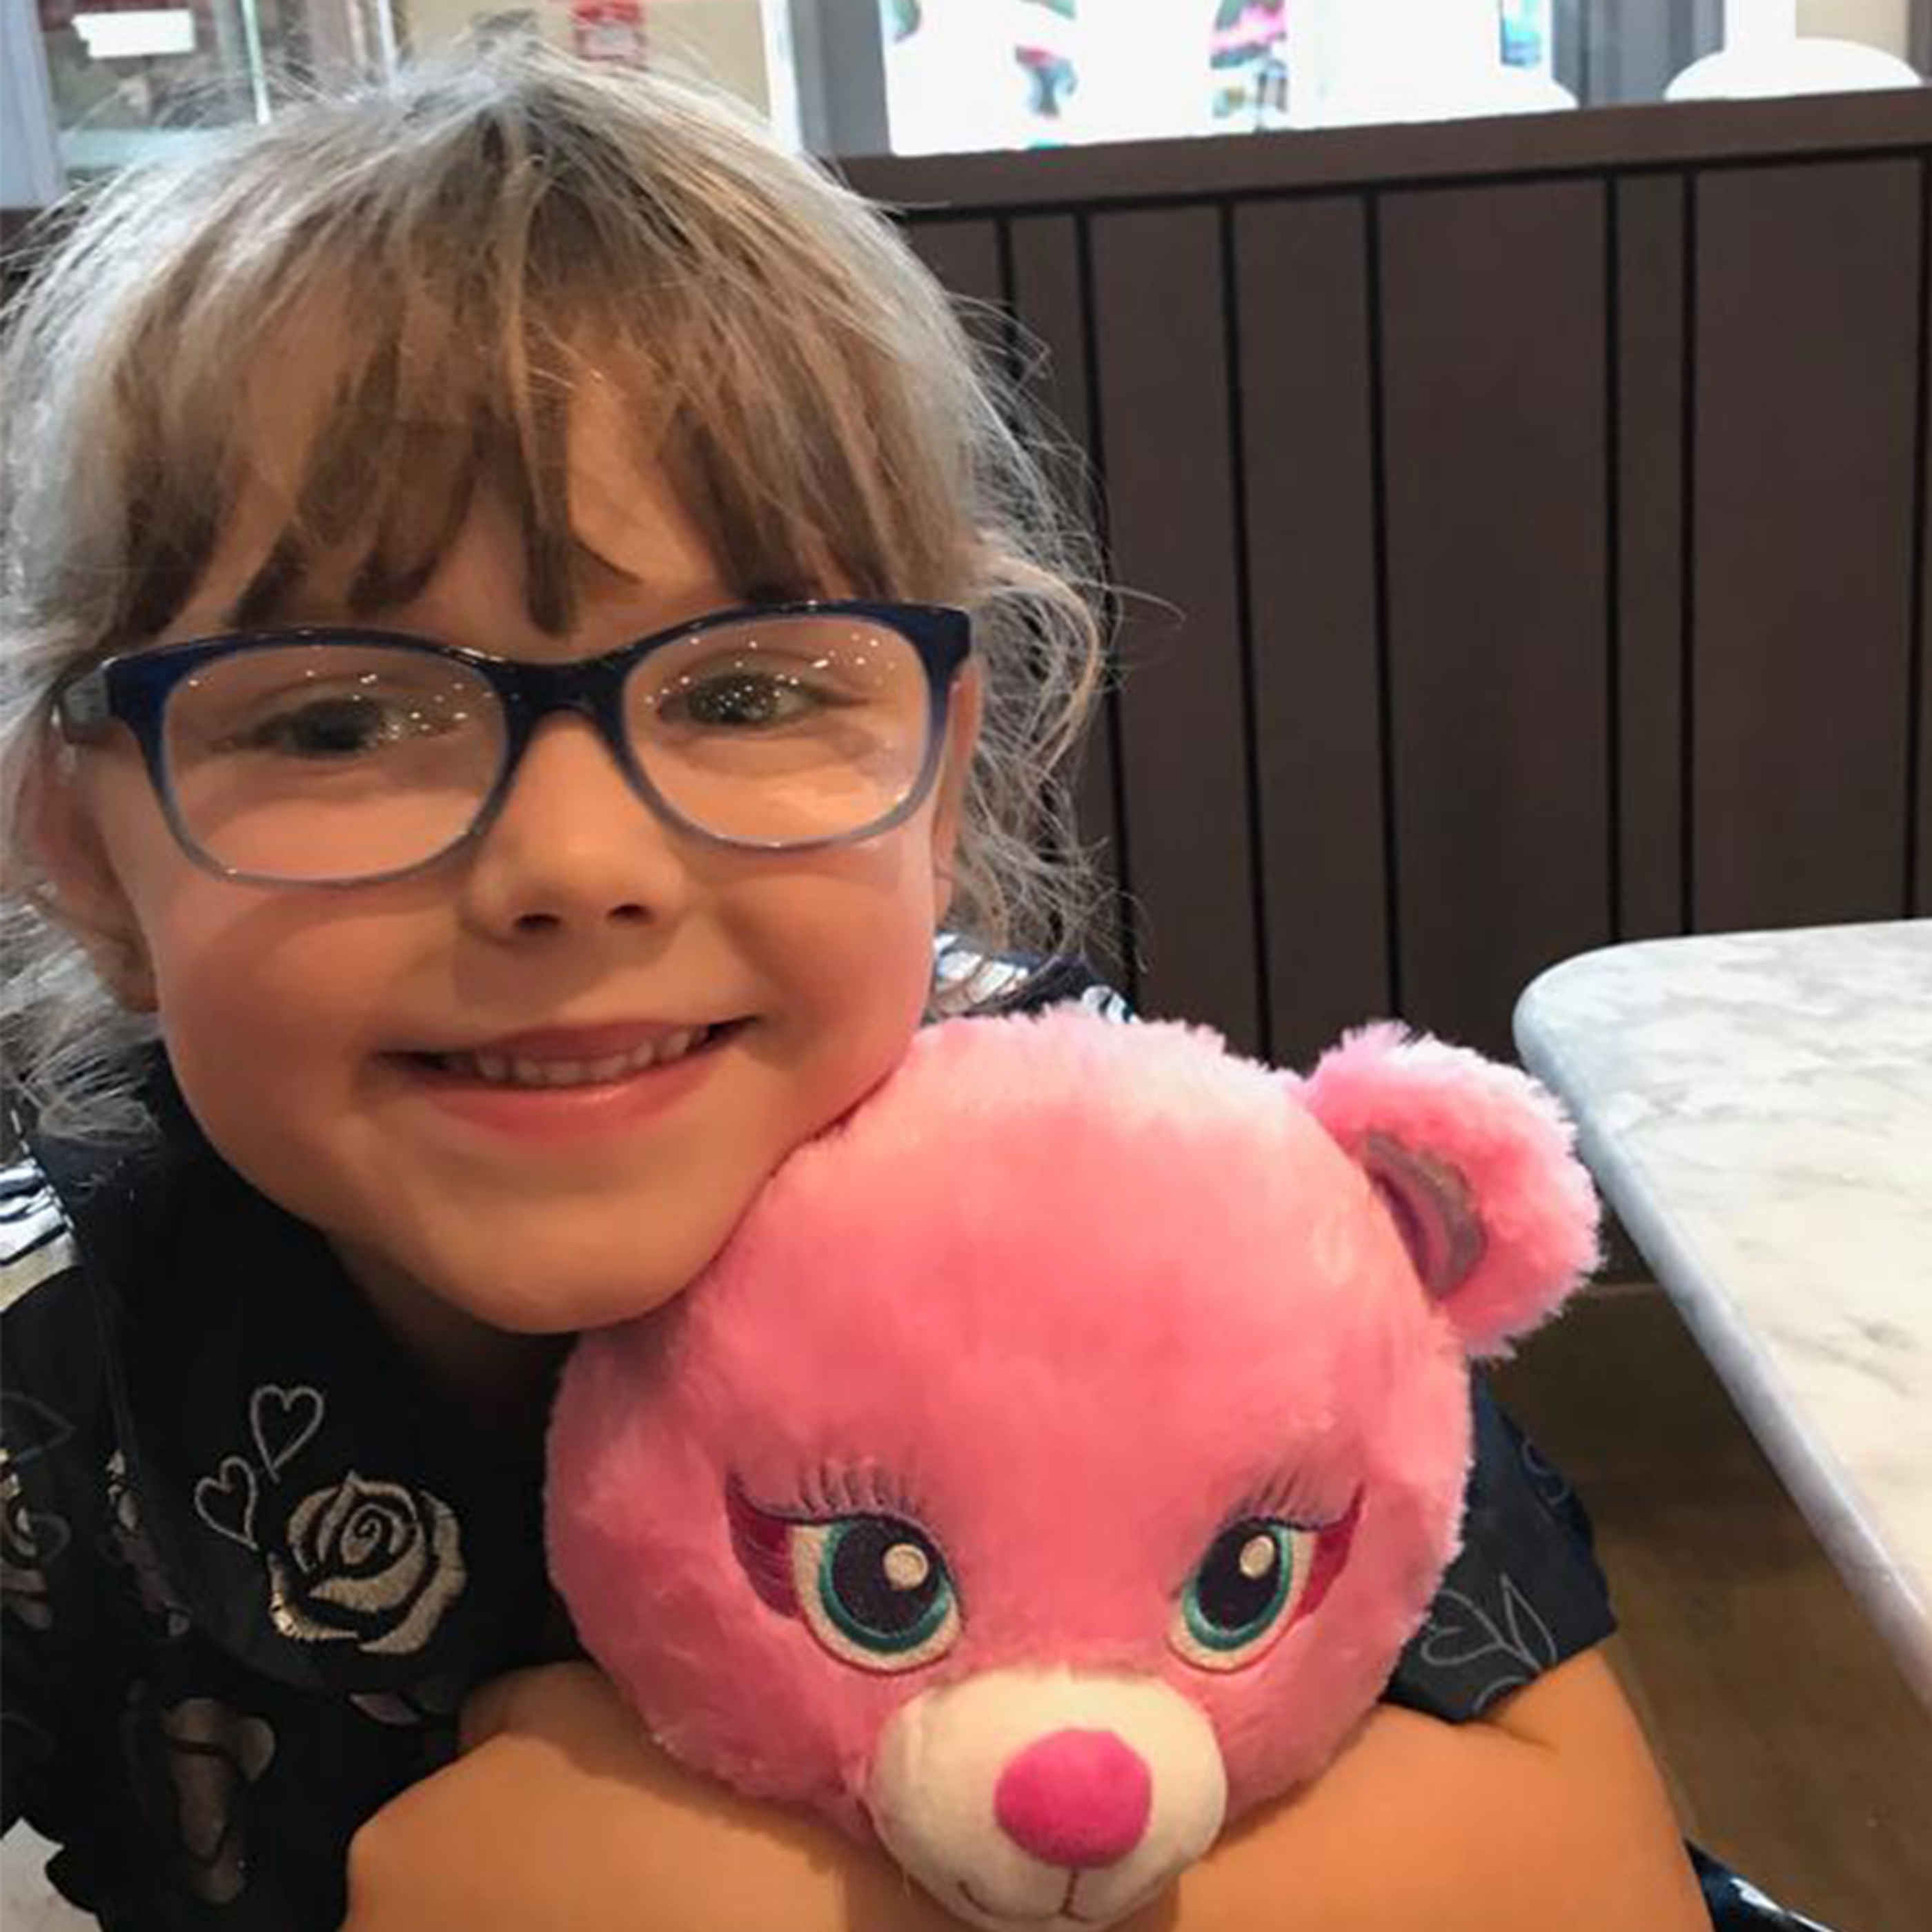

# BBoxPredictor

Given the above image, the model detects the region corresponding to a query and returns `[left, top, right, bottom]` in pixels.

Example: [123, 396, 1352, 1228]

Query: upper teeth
[439, 1027, 711, 1087]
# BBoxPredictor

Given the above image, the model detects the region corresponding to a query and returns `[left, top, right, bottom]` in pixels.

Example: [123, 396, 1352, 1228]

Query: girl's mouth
[412, 1023, 727, 1089]
[390, 1019, 751, 1137]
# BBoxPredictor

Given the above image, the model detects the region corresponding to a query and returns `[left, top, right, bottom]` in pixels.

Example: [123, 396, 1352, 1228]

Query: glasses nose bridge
[498, 653, 633, 767]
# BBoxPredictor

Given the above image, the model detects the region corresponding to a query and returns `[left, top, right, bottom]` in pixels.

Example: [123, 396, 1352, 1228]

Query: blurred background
[5, 0, 1926, 193]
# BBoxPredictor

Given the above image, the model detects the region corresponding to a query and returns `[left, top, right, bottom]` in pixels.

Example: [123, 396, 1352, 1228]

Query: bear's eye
[1170, 1519, 1318, 1671]
[791, 1515, 960, 1673]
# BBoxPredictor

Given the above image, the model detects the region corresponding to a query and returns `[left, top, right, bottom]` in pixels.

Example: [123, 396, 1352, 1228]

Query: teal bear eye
[1172, 1519, 1315, 1672]
[792, 1515, 960, 1673]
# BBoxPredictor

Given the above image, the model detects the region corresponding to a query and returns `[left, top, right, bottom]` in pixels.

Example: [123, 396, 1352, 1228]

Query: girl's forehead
[169, 372, 733, 647]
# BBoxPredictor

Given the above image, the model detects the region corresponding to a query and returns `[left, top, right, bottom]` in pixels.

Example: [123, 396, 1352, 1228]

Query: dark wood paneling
[1005, 215, 1128, 960]
[1007, 217, 1091, 447]
[1693, 160, 1922, 931]
[876, 101, 1932, 1057]
[1615, 171, 1688, 940]
[1232, 196, 1391, 1065]
[905, 218, 1006, 318]
[1378, 179, 1613, 1057]
[1088, 205, 1261, 1050]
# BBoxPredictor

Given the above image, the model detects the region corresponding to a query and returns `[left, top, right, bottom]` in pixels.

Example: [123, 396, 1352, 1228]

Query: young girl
[0, 38, 1791, 1932]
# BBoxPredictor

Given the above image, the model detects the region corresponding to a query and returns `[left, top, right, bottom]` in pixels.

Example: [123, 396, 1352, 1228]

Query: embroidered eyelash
[1235, 1472, 1356, 1532]
[791, 1460, 923, 1524]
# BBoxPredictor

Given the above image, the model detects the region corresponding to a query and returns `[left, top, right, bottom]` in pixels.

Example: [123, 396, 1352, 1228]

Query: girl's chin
[432, 1272, 697, 1337]
[438, 1259, 711, 1337]
[335, 1230, 698, 1364]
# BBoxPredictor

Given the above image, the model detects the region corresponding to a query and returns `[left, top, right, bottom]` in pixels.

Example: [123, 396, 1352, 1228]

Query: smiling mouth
[956, 1873, 1164, 1928]
[398, 1018, 750, 1090]
[958, 1878, 1069, 1925]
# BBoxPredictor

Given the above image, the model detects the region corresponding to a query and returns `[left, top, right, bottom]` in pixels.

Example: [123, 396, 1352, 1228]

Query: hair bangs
[108, 139, 954, 642]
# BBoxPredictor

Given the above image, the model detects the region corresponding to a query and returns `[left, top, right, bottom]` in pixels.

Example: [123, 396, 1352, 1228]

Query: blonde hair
[0, 40, 1105, 1142]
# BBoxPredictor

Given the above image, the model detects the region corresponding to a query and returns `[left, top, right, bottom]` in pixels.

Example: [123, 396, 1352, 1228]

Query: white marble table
[1515, 920, 1932, 1711]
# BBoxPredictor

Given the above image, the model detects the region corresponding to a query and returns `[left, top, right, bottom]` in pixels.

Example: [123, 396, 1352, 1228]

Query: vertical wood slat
[1615, 172, 1688, 941]
[1089, 205, 1262, 1052]
[1377, 179, 1613, 1058]
[1006, 215, 1130, 969]
[905, 218, 1005, 317]
[1232, 196, 1392, 1066]
[1693, 160, 1923, 932]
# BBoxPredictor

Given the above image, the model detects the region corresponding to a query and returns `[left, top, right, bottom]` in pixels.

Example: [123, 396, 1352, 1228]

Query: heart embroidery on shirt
[249, 1384, 324, 1481]
[193, 1457, 259, 1550]
[195, 1384, 327, 1550]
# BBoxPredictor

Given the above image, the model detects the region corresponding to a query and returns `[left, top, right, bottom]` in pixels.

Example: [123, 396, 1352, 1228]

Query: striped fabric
[0, 1158, 78, 1312]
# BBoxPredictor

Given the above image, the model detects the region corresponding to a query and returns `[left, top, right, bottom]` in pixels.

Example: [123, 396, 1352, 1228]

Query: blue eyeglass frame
[52, 598, 974, 886]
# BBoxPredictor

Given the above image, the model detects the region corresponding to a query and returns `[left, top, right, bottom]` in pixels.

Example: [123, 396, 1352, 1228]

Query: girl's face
[42, 397, 980, 1340]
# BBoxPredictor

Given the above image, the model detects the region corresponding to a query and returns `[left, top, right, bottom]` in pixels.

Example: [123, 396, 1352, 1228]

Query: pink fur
[547, 1009, 1598, 1846]
[1298, 1023, 1603, 1359]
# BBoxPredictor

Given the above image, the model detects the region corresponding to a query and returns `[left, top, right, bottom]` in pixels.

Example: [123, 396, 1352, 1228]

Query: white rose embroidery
[266, 1472, 466, 1656]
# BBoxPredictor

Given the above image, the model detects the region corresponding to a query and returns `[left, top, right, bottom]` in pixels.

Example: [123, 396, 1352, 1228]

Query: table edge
[1514, 998, 1932, 1715]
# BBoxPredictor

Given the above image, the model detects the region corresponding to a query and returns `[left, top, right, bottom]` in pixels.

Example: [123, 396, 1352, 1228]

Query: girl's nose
[458, 716, 695, 938]
[992, 1728, 1153, 1870]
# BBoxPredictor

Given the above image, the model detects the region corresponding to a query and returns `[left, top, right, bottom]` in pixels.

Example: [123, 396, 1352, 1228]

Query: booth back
[845, 94, 1931, 1063]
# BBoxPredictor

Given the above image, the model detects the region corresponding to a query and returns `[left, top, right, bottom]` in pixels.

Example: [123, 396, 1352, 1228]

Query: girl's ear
[1298, 1023, 1600, 1359]
[21, 743, 157, 1013]
[929, 662, 983, 916]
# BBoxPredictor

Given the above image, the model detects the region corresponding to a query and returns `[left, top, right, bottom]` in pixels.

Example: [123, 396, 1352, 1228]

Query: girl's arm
[341, 1648, 1707, 1932]
[1179, 1646, 1708, 1930]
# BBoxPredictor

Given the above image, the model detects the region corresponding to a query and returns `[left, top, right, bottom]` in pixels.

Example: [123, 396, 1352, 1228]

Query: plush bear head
[547, 1009, 1598, 1929]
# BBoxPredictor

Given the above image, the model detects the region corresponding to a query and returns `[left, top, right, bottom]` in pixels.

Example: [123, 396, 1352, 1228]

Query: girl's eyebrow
[217, 536, 720, 631]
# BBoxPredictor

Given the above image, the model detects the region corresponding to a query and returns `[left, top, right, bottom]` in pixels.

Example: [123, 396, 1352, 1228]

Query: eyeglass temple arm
[51, 667, 113, 742]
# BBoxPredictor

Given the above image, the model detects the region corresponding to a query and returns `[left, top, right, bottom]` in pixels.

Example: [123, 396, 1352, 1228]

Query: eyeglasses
[53, 601, 972, 886]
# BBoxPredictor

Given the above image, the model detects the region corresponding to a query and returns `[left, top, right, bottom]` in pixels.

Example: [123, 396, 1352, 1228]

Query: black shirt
[2, 972, 1635, 1931]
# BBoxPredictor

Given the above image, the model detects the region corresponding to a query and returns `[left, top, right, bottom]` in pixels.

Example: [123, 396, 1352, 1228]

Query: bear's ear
[1297, 1023, 1601, 1359]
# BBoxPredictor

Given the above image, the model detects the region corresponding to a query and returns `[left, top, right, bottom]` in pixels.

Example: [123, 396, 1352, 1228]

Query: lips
[433, 1028, 713, 1089]
[400, 1018, 748, 1091]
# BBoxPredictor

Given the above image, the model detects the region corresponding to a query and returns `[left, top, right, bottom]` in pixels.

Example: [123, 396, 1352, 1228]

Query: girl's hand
[342, 1649, 1704, 1932]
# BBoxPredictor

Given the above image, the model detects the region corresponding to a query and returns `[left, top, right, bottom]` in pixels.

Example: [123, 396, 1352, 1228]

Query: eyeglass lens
[159, 615, 934, 881]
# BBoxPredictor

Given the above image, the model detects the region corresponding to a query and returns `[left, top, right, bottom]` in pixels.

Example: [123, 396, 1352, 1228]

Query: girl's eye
[790, 1515, 960, 1673]
[224, 693, 460, 758]
[656, 667, 837, 731]
[1170, 1519, 1318, 1672]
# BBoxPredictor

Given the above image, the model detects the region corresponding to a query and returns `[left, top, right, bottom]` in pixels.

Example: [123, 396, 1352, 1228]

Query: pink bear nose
[993, 1728, 1153, 1869]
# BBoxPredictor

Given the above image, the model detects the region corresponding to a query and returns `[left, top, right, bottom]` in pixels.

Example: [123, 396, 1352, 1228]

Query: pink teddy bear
[548, 1007, 1599, 1929]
